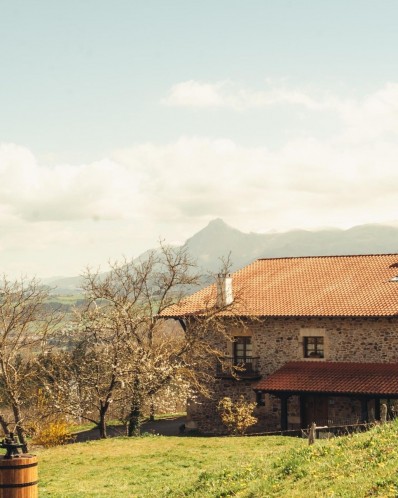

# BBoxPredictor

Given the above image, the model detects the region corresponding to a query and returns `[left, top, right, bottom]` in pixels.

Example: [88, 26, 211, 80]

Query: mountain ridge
[45, 219, 398, 294]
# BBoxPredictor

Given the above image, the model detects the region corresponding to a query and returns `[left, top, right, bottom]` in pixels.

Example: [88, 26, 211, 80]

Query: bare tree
[0, 276, 60, 448]
[80, 243, 239, 436]
[36, 308, 127, 439]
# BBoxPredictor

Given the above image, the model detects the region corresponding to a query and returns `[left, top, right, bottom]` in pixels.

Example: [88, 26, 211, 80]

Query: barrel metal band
[0, 462, 37, 470]
[0, 480, 38, 488]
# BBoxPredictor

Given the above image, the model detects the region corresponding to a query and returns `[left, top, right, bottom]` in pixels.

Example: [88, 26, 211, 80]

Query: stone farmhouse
[164, 254, 398, 434]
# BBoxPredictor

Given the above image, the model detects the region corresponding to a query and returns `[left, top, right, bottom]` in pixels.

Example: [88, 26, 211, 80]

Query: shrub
[217, 396, 258, 435]
[31, 419, 75, 448]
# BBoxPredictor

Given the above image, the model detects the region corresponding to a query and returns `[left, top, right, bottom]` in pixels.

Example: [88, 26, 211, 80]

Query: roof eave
[254, 388, 398, 397]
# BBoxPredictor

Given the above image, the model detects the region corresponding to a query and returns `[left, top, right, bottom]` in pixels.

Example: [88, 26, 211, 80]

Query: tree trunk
[127, 404, 142, 436]
[98, 402, 109, 439]
[11, 403, 28, 452]
[127, 379, 142, 436]
[149, 397, 155, 422]
[0, 414, 10, 435]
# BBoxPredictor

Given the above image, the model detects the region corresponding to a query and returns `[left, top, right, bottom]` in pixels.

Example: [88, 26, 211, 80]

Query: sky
[1, 0, 398, 278]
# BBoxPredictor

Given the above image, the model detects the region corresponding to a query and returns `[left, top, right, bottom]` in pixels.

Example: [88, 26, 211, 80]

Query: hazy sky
[2, 0, 398, 277]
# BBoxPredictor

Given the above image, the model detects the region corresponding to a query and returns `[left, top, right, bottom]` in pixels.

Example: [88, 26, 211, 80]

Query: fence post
[381, 403, 387, 423]
[308, 422, 316, 445]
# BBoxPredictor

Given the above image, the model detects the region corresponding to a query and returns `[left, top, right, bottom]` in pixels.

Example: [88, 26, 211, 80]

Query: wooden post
[299, 395, 306, 428]
[280, 395, 289, 431]
[374, 398, 381, 422]
[308, 422, 316, 445]
[360, 397, 369, 423]
[381, 403, 387, 423]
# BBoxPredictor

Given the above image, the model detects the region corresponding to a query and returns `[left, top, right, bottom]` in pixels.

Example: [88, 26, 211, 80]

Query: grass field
[28, 420, 398, 497]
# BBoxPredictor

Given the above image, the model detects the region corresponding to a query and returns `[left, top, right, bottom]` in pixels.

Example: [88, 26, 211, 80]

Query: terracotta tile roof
[254, 361, 398, 396]
[163, 254, 398, 317]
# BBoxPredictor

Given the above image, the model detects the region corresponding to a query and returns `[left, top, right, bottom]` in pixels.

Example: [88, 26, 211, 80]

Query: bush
[217, 396, 258, 435]
[31, 419, 75, 448]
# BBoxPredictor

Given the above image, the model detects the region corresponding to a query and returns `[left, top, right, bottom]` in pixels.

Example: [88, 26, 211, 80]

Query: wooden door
[302, 396, 328, 427]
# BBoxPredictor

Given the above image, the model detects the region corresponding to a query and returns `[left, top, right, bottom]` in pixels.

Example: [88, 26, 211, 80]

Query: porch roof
[254, 361, 398, 397]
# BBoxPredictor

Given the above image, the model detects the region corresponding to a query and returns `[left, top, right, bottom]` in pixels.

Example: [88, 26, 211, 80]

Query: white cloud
[0, 144, 141, 222]
[340, 82, 398, 141]
[162, 80, 331, 111]
[163, 80, 398, 143]
[113, 134, 398, 233]
[2, 128, 398, 240]
[162, 81, 228, 108]
[2, 80, 398, 277]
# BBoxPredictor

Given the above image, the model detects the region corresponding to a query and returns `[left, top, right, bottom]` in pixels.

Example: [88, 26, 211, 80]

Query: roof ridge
[256, 253, 398, 261]
[286, 360, 398, 366]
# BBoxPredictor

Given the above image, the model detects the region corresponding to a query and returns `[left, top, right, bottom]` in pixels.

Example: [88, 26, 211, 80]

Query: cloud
[2, 125, 398, 235]
[162, 80, 331, 111]
[163, 80, 398, 142]
[113, 135, 398, 232]
[0, 144, 141, 222]
[2, 82, 394, 226]
[2, 80, 398, 277]
[162, 81, 228, 108]
[339, 82, 398, 141]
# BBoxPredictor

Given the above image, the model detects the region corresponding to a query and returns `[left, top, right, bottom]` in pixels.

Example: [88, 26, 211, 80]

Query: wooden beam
[280, 395, 289, 431]
[299, 395, 306, 428]
[374, 398, 381, 421]
[360, 397, 369, 423]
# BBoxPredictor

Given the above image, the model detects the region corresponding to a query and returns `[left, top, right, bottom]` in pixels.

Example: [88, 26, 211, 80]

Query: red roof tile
[163, 254, 398, 317]
[254, 361, 398, 396]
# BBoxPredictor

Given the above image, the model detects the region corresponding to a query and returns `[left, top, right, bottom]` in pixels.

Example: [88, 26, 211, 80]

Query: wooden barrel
[0, 455, 38, 498]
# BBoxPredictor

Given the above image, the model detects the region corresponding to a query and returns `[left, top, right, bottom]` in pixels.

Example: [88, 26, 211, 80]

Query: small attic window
[389, 263, 398, 268]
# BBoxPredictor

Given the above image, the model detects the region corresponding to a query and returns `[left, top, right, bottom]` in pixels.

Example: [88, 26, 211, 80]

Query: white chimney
[216, 273, 233, 307]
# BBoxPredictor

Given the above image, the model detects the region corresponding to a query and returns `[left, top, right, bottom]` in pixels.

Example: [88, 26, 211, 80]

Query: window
[233, 336, 254, 372]
[300, 328, 327, 359]
[233, 336, 252, 363]
[304, 336, 324, 358]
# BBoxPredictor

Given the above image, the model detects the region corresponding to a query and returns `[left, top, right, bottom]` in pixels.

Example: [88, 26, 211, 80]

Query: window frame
[299, 328, 328, 360]
[233, 336, 252, 362]
[303, 336, 324, 358]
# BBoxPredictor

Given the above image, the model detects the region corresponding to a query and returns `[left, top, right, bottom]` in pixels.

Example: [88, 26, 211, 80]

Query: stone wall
[187, 378, 258, 434]
[187, 316, 398, 433]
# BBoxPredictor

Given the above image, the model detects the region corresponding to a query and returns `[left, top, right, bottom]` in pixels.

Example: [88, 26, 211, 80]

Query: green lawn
[32, 420, 398, 497]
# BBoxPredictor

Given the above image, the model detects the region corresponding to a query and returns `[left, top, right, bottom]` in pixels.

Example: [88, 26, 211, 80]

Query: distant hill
[44, 274, 85, 295]
[45, 219, 398, 294]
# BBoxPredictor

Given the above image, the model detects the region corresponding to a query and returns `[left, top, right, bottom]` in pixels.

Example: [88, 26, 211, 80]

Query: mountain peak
[206, 218, 230, 229]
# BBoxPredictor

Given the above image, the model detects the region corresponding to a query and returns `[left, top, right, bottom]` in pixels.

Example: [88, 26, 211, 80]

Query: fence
[255, 421, 373, 439]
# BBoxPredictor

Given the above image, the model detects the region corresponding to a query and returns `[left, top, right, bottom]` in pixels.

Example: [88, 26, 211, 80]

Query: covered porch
[254, 361, 398, 430]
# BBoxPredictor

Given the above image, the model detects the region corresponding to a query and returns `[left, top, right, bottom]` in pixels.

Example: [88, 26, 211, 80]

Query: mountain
[183, 219, 398, 272]
[183, 218, 273, 272]
[44, 275, 84, 295]
[45, 219, 398, 294]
